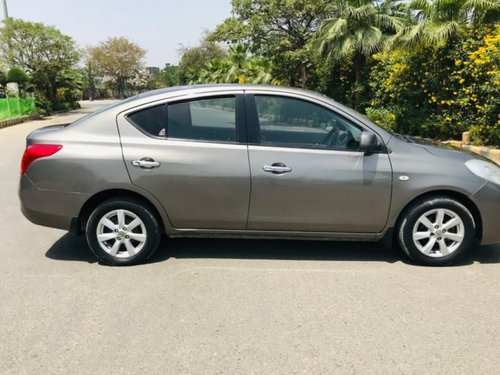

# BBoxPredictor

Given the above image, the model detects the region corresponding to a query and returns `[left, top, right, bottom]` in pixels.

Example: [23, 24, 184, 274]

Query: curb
[0, 114, 41, 129]
[445, 140, 500, 165]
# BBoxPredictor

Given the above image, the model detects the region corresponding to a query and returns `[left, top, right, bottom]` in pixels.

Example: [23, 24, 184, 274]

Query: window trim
[245, 94, 259, 145]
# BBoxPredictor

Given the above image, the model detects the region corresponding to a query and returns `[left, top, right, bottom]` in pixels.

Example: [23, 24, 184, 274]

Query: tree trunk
[87, 63, 95, 101]
[117, 79, 125, 99]
[300, 64, 308, 89]
[353, 52, 365, 111]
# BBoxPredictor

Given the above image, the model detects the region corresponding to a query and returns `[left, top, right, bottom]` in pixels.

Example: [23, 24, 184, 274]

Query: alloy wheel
[412, 208, 465, 258]
[96, 209, 147, 258]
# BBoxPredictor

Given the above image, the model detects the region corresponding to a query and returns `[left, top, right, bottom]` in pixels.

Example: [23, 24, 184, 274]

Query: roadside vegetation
[0, 0, 498, 145]
[195, 0, 500, 146]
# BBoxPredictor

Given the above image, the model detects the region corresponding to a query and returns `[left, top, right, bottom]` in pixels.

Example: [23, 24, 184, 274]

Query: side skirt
[167, 228, 386, 242]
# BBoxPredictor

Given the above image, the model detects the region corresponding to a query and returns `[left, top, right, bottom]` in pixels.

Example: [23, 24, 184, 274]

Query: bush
[470, 125, 500, 148]
[35, 87, 81, 114]
[0, 71, 6, 86]
[55, 87, 81, 111]
[7, 67, 29, 84]
[34, 92, 51, 114]
[364, 107, 397, 132]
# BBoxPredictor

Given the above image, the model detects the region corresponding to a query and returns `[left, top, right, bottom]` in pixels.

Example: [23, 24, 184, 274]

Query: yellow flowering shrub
[367, 26, 500, 146]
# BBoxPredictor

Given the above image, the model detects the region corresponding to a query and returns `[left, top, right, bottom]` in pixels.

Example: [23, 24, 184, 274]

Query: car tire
[86, 198, 162, 266]
[398, 196, 476, 266]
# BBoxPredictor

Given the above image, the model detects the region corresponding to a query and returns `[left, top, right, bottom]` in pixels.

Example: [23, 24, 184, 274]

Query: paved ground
[1, 101, 500, 374]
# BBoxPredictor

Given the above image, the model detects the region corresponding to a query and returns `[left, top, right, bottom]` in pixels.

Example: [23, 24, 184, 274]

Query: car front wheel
[86, 198, 162, 266]
[398, 196, 476, 266]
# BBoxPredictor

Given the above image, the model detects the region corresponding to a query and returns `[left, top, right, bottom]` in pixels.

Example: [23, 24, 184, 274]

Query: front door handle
[132, 157, 161, 169]
[263, 162, 292, 174]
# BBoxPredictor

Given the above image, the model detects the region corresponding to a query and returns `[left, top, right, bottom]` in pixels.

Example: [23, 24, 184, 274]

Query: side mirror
[359, 131, 378, 154]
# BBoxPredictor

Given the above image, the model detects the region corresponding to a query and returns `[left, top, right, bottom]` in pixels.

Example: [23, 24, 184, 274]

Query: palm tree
[315, 0, 405, 109]
[197, 45, 277, 85]
[391, 0, 500, 49]
[197, 60, 229, 83]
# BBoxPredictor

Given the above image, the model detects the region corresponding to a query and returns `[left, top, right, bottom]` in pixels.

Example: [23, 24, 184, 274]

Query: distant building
[146, 67, 160, 76]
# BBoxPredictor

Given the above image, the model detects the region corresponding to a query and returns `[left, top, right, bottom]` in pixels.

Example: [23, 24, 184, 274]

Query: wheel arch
[76, 189, 167, 235]
[394, 190, 483, 241]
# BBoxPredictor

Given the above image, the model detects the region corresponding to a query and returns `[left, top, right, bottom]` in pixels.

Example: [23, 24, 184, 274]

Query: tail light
[20, 144, 62, 175]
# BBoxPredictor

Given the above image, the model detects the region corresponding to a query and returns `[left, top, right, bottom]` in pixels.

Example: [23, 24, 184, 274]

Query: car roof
[133, 84, 324, 102]
[111, 84, 353, 116]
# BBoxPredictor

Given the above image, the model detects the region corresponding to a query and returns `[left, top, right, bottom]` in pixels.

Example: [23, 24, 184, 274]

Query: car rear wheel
[86, 198, 161, 266]
[398, 196, 476, 266]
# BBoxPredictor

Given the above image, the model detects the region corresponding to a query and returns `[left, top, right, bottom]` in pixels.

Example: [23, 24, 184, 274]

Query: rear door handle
[263, 163, 292, 174]
[132, 157, 161, 169]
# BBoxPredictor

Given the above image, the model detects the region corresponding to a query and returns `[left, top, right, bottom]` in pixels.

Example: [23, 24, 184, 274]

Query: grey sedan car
[19, 84, 500, 266]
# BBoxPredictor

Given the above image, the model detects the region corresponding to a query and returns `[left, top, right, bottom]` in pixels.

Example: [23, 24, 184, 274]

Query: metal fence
[0, 96, 36, 121]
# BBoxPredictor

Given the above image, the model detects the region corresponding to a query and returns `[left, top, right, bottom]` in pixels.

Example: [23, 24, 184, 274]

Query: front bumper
[19, 175, 89, 231]
[471, 181, 500, 245]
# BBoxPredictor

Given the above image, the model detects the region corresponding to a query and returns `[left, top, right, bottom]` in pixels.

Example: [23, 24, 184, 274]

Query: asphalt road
[1, 101, 500, 374]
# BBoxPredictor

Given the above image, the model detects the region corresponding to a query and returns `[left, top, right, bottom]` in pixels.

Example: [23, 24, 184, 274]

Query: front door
[246, 94, 392, 233]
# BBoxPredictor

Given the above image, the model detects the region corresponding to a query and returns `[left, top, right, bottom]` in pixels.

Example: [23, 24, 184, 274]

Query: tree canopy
[0, 18, 80, 110]
[87, 37, 146, 98]
[178, 40, 227, 84]
[0, 18, 80, 73]
[209, 0, 335, 86]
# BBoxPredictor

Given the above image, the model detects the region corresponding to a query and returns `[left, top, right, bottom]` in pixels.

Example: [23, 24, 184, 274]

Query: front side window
[127, 96, 237, 142]
[254, 95, 362, 150]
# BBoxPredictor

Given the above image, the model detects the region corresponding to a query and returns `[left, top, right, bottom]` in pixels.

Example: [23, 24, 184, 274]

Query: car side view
[19, 84, 500, 266]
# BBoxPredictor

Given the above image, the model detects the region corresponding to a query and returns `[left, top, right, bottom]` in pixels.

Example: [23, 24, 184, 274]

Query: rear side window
[127, 96, 237, 142]
[128, 104, 166, 137]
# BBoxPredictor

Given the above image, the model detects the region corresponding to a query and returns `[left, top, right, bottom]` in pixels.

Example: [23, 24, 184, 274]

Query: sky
[5, 0, 233, 67]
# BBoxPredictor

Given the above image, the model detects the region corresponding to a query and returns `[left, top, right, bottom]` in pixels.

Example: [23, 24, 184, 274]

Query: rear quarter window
[127, 104, 167, 137]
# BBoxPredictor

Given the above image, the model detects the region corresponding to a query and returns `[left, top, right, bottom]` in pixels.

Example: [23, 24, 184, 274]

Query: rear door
[117, 93, 250, 230]
[246, 93, 393, 233]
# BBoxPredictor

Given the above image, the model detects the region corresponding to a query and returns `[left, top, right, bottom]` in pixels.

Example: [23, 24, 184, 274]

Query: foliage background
[368, 26, 500, 146]
[202, 0, 500, 146]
